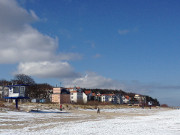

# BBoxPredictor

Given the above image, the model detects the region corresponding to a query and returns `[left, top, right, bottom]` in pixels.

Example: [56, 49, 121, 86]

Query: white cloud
[0, 0, 81, 79]
[64, 74, 164, 95]
[64, 72, 125, 89]
[16, 61, 81, 78]
[0, 0, 37, 32]
[0, 25, 59, 63]
[0, 0, 80, 64]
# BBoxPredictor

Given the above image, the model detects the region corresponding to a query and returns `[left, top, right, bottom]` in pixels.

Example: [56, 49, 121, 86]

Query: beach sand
[0, 103, 179, 135]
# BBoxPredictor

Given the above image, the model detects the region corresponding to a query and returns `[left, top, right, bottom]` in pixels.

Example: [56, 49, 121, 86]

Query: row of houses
[51, 87, 146, 105]
[0, 85, 148, 106]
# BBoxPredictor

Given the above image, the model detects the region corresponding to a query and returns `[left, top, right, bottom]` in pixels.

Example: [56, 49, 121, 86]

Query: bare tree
[12, 74, 35, 85]
[28, 83, 53, 99]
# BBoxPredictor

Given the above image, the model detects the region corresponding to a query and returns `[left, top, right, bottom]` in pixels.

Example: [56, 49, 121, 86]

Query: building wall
[53, 88, 61, 93]
[52, 94, 60, 103]
[122, 96, 130, 104]
[113, 95, 123, 104]
[52, 87, 61, 103]
[70, 92, 77, 103]
[52, 88, 70, 104]
[101, 95, 109, 102]
[60, 94, 70, 104]
[83, 93, 87, 103]
[70, 90, 86, 103]
[77, 91, 83, 103]
[101, 95, 105, 102]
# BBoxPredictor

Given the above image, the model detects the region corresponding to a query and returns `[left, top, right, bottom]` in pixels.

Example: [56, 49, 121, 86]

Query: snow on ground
[84, 107, 161, 114]
[0, 108, 180, 135]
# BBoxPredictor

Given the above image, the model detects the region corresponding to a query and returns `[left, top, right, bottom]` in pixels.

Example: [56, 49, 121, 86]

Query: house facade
[51, 87, 61, 103]
[51, 87, 70, 104]
[84, 90, 92, 101]
[122, 95, 131, 104]
[113, 94, 123, 104]
[134, 94, 146, 106]
[83, 92, 87, 103]
[70, 87, 82, 103]
[100, 94, 114, 102]
[70, 87, 87, 103]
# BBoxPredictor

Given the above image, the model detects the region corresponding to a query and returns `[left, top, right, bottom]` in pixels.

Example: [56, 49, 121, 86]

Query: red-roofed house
[84, 90, 92, 101]
[122, 95, 131, 104]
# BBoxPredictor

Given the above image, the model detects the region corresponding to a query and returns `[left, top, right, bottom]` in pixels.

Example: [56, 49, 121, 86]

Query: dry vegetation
[0, 101, 148, 112]
[0, 100, 170, 113]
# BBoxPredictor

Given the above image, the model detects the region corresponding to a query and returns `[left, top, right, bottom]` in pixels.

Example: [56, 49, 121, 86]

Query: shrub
[161, 104, 169, 107]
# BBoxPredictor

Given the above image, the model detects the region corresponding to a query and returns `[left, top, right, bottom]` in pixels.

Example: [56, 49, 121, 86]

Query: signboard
[5, 85, 26, 98]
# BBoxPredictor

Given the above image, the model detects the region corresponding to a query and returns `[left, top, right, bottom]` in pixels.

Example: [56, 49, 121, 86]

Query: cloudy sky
[0, 0, 180, 106]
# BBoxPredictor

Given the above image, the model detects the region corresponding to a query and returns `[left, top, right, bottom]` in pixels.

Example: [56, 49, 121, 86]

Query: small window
[20, 86, 25, 91]
[20, 86, 25, 95]
[13, 86, 19, 93]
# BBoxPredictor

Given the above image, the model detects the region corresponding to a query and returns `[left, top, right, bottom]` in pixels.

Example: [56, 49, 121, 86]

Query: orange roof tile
[70, 91, 77, 93]
[125, 95, 130, 99]
[84, 90, 91, 94]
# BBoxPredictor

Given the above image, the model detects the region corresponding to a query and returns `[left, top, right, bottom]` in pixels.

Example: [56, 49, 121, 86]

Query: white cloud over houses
[64, 72, 125, 90]
[0, 0, 80, 79]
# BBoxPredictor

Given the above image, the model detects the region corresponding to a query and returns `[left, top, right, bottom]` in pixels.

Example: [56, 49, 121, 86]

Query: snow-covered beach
[0, 107, 179, 135]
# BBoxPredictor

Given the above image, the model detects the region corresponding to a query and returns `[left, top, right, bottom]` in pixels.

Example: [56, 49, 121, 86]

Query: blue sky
[0, 0, 180, 106]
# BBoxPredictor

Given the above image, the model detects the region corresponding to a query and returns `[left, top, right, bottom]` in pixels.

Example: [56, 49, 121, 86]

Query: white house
[84, 90, 92, 101]
[101, 94, 108, 102]
[83, 92, 87, 103]
[70, 87, 87, 103]
[122, 95, 131, 104]
[100, 94, 114, 102]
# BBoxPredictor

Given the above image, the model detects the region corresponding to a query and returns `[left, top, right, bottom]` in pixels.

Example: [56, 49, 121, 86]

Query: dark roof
[61, 89, 70, 94]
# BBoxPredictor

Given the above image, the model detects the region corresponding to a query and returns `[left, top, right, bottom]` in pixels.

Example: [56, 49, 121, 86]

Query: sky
[0, 0, 180, 106]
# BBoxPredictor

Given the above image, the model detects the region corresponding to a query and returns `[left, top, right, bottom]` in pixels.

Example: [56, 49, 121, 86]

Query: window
[20, 86, 25, 95]
[13, 86, 19, 93]
[20, 86, 25, 91]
